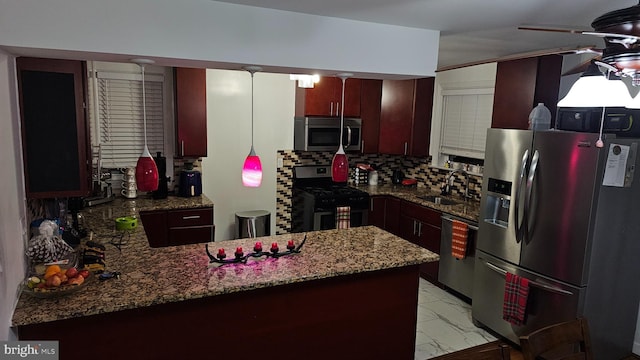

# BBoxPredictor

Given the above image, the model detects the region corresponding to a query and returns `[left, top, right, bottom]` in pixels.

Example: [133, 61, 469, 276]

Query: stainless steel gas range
[291, 165, 369, 233]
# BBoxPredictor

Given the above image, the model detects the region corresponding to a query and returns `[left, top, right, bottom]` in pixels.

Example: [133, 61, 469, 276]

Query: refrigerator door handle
[514, 149, 529, 243]
[524, 150, 540, 244]
[485, 261, 574, 296]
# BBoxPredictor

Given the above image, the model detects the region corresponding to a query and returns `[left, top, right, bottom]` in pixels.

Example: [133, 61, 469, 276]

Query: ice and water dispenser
[482, 178, 512, 228]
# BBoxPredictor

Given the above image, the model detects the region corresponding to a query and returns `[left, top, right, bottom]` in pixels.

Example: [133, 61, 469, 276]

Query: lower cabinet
[140, 207, 214, 247]
[368, 196, 401, 236]
[399, 201, 441, 283]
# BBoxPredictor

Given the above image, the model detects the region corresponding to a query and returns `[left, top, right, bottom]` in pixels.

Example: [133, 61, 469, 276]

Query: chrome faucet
[445, 169, 471, 201]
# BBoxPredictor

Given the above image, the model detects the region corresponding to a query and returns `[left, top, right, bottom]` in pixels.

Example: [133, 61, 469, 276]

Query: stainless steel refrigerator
[472, 129, 640, 359]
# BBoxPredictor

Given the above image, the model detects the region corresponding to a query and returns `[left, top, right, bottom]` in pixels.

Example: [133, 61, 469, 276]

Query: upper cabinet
[378, 78, 434, 156]
[360, 79, 383, 154]
[175, 68, 207, 157]
[492, 55, 562, 129]
[17, 57, 91, 199]
[295, 77, 361, 117]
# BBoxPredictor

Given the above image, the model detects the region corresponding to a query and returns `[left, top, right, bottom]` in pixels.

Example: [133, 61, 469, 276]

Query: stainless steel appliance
[294, 117, 362, 152]
[291, 165, 369, 232]
[438, 215, 477, 299]
[472, 129, 640, 359]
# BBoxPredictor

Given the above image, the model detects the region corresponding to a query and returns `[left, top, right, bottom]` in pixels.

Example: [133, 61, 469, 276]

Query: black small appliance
[392, 169, 405, 184]
[179, 162, 202, 197]
[152, 152, 169, 199]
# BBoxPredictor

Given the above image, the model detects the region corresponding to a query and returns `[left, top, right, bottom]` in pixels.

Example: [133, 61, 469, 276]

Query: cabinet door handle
[413, 220, 417, 236]
[404, 142, 408, 156]
[345, 126, 352, 149]
[182, 215, 201, 220]
[418, 222, 423, 237]
[181, 140, 185, 157]
[370, 199, 374, 212]
[336, 102, 340, 116]
[330, 102, 334, 116]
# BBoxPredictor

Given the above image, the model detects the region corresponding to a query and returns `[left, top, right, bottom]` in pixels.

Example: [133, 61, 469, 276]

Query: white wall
[0, 0, 439, 78]
[202, 70, 294, 241]
[0, 50, 27, 340]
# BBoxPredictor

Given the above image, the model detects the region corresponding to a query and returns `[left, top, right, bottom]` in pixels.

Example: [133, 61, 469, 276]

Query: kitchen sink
[417, 195, 459, 206]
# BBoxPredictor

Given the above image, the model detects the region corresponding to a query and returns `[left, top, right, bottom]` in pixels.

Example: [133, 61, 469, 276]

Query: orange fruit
[44, 265, 62, 280]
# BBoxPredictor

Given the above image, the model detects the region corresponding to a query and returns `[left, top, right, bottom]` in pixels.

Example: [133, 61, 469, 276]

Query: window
[429, 63, 497, 167]
[88, 63, 166, 169]
[440, 89, 493, 159]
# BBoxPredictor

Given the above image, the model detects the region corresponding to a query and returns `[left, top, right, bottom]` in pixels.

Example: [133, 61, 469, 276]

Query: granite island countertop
[355, 184, 481, 223]
[12, 193, 436, 328]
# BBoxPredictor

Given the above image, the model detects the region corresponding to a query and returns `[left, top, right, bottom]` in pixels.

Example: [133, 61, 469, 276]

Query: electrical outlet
[277, 157, 284, 168]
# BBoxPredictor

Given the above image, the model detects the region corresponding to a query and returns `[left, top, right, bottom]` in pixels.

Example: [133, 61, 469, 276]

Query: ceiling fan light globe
[558, 75, 631, 107]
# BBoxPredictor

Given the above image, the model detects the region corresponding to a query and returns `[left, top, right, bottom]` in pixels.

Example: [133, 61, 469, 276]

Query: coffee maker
[152, 152, 169, 199]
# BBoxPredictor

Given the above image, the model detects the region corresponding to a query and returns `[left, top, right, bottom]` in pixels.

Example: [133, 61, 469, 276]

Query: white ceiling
[212, 0, 639, 70]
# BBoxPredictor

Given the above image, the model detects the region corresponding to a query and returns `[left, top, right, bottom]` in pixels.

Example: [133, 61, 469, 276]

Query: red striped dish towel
[336, 206, 351, 229]
[451, 220, 468, 259]
[503, 272, 530, 326]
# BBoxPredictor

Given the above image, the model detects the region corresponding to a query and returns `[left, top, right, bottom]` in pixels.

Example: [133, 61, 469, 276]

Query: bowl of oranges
[23, 264, 92, 298]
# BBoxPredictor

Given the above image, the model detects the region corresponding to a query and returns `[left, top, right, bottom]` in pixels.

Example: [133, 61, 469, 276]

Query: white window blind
[91, 71, 165, 168]
[440, 89, 493, 159]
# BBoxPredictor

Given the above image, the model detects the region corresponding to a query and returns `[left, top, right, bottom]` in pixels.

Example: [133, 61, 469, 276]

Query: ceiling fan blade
[518, 25, 592, 34]
[437, 46, 598, 72]
[519, 25, 640, 43]
[562, 55, 602, 76]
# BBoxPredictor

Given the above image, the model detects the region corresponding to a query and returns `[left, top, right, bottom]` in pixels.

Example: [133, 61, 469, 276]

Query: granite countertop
[12, 193, 436, 328]
[356, 184, 481, 223]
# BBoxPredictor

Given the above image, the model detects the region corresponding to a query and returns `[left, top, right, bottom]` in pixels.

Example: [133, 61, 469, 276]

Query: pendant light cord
[251, 71, 255, 148]
[141, 64, 148, 148]
[339, 76, 346, 146]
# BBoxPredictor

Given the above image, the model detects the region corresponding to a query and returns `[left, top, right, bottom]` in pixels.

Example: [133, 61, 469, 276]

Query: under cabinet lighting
[290, 74, 320, 88]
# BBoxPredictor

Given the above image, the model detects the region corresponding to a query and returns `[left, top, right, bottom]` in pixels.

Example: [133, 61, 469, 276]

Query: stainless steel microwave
[294, 117, 362, 151]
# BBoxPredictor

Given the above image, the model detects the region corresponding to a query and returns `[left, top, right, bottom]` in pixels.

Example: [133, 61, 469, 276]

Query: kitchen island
[12, 196, 436, 360]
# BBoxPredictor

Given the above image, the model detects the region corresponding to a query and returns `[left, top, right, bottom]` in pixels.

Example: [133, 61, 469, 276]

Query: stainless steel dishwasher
[438, 215, 478, 300]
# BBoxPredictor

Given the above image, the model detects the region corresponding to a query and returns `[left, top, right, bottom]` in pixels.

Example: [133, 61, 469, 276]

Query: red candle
[287, 240, 295, 249]
[235, 247, 243, 255]
[254, 241, 263, 252]
[217, 248, 226, 258]
[270, 242, 279, 252]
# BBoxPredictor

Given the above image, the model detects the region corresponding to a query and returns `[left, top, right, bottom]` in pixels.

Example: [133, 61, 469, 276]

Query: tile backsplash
[275, 151, 483, 234]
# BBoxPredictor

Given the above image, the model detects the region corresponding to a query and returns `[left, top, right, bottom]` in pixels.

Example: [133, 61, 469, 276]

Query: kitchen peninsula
[12, 196, 436, 360]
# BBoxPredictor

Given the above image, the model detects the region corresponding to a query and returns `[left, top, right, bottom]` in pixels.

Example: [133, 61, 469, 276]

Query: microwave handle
[344, 126, 352, 149]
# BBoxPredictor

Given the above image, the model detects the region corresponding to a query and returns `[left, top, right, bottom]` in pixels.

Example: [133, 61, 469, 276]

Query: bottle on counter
[368, 170, 379, 186]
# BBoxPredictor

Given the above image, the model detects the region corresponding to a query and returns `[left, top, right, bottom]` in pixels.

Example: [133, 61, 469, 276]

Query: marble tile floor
[415, 278, 497, 359]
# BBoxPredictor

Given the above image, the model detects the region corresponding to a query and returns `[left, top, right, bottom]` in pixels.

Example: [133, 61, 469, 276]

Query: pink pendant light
[132, 59, 159, 192]
[331, 73, 352, 183]
[242, 66, 263, 187]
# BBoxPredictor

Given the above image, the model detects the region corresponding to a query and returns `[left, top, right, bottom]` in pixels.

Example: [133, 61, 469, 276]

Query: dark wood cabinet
[175, 67, 207, 157]
[360, 79, 382, 154]
[295, 77, 361, 117]
[16, 57, 90, 199]
[140, 207, 214, 247]
[492, 55, 562, 129]
[399, 200, 441, 283]
[368, 196, 400, 236]
[378, 78, 434, 156]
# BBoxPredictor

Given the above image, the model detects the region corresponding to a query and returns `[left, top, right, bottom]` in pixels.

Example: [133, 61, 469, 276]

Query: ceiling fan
[519, 1, 640, 84]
